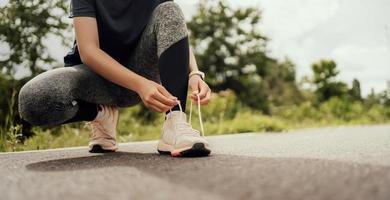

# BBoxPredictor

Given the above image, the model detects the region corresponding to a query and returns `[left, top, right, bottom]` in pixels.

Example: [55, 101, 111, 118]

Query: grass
[1, 90, 24, 152]
[1, 90, 390, 152]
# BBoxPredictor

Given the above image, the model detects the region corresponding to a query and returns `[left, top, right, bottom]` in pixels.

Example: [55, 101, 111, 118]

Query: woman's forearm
[85, 46, 197, 93]
[74, 17, 147, 93]
[81, 47, 146, 93]
[189, 47, 199, 73]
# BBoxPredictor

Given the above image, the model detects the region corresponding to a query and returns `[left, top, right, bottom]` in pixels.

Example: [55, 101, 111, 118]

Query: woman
[18, 0, 212, 157]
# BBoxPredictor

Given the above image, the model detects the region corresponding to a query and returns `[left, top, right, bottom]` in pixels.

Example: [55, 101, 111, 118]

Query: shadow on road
[25, 152, 390, 200]
[26, 151, 166, 171]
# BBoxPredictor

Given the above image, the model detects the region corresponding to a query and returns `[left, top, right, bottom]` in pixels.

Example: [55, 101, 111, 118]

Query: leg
[132, 2, 211, 157]
[18, 64, 140, 126]
[159, 37, 190, 112]
[130, 1, 189, 112]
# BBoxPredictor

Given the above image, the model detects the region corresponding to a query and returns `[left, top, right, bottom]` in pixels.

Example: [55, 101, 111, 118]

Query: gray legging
[18, 2, 190, 126]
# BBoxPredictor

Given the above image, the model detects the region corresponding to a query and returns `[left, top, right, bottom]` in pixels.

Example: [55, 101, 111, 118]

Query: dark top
[64, 0, 169, 67]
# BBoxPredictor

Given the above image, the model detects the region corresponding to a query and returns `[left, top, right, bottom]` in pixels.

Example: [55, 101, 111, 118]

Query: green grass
[1, 90, 390, 152]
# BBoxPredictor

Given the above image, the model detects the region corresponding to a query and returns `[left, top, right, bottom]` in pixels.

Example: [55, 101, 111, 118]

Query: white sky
[177, 0, 390, 95]
[1, 0, 389, 95]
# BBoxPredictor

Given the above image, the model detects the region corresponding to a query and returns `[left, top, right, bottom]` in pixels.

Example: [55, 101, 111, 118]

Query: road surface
[1, 125, 390, 200]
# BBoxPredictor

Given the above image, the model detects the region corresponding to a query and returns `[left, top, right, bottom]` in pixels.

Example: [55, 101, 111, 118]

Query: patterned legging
[18, 2, 189, 126]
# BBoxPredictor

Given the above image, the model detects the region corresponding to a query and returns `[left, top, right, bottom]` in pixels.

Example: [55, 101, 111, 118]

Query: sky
[176, 0, 390, 95]
[1, 0, 389, 95]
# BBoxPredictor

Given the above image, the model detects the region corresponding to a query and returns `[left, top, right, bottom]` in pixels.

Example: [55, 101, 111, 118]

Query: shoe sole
[89, 144, 117, 153]
[158, 142, 211, 157]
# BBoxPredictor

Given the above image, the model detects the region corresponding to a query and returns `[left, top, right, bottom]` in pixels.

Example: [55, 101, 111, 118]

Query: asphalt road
[1, 125, 390, 200]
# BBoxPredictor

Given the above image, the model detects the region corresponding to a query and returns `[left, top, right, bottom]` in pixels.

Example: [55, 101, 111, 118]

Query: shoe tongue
[166, 111, 187, 122]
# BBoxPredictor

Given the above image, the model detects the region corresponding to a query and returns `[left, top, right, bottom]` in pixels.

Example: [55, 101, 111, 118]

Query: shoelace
[86, 121, 103, 139]
[86, 121, 116, 140]
[169, 94, 205, 137]
[85, 106, 114, 140]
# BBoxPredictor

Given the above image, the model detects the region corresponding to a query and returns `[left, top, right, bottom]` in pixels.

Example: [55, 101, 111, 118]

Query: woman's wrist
[189, 70, 205, 80]
[127, 74, 148, 94]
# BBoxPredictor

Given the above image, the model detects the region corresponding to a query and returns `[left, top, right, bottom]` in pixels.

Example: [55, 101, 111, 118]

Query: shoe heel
[157, 140, 173, 155]
[89, 145, 116, 153]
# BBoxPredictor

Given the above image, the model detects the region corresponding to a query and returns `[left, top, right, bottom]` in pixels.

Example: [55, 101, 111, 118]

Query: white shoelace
[86, 120, 112, 140]
[169, 94, 205, 137]
[85, 105, 115, 140]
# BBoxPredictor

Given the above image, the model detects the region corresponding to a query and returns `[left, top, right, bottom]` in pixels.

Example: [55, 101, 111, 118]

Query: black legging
[18, 2, 190, 126]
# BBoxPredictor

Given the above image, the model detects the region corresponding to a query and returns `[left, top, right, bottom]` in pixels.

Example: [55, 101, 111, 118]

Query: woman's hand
[189, 75, 211, 105]
[136, 79, 178, 113]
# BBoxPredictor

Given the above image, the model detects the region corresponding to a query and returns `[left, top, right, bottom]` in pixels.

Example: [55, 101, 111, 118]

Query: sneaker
[86, 105, 119, 153]
[157, 99, 211, 157]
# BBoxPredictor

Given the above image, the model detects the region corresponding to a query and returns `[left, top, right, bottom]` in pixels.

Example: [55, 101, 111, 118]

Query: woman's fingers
[153, 90, 177, 107]
[190, 90, 198, 101]
[190, 81, 200, 99]
[190, 82, 210, 102]
[140, 81, 178, 112]
[199, 89, 211, 105]
[149, 99, 171, 112]
[189, 81, 199, 93]
[157, 85, 176, 100]
[199, 82, 209, 98]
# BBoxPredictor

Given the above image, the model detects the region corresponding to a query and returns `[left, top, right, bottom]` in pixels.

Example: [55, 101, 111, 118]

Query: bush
[22, 126, 89, 151]
[273, 97, 390, 127]
[1, 90, 389, 152]
[199, 111, 286, 135]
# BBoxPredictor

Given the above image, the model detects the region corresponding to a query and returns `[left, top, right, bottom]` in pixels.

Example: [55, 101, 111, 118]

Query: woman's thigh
[66, 64, 140, 106]
[128, 1, 188, 84]
[18, 64, 140, 126]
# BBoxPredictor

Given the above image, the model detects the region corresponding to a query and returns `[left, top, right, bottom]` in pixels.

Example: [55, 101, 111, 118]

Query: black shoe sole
[158, 143, 211, 157]
[89, 145, 116, 153]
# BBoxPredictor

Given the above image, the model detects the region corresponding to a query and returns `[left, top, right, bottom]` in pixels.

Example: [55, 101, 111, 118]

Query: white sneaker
[157, 110, 211, 157]
[87, 105, 119, 153]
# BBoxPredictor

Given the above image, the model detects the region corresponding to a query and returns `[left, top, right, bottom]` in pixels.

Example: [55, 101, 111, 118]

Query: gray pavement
[1, 124, 390, 200]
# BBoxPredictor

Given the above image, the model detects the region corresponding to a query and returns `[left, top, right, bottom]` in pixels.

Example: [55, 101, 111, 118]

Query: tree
[366, 88, 381, 107]
[0, 73, 33, 142]
[386, 81, 390, 106]
[187, 0, 301, 112]
[0, 0, 70, 141]
[264, 58, 302, 106]
[0, 0, 70, 76]
[349, 78, 362, 101]
[311, 60, 348, 102]
[380, 80, 390, 106]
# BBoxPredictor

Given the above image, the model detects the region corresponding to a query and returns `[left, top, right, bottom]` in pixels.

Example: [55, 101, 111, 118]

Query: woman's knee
[154, 2, 185, 19]
[18, 69, 78, 126]
[153, 1, 188, 57]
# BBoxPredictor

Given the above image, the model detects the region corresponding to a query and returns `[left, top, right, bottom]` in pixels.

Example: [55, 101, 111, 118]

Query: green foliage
[311, 60, 348, 102]
[264, 58, 302, 107]
[21, 126, 89, 151]
[380, 81, 390, 106]
[187, 0, 301, 113]
[0, 0, 69, 142]
[349, 79, 362, 101]
[5, 90, 390, 152]
[204, 112, 286, 134]
[0, 73, 33, 141]
[0, 0, 69, 76]
[312, 60, 339, 84]
[275, 97, 390, 127]
[0, 88, 23, 151]
[365, 88, 381, 107]
[199, 90, 243, 121]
